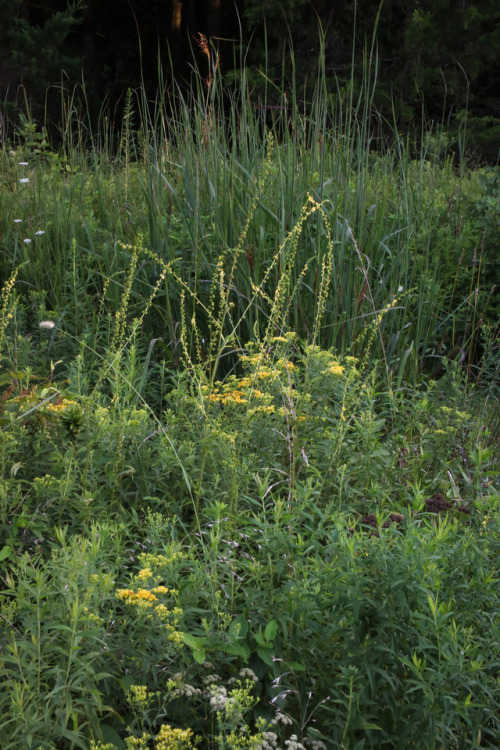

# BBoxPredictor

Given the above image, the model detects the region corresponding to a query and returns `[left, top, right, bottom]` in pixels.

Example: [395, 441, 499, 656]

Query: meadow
[0, 52, 499, 749]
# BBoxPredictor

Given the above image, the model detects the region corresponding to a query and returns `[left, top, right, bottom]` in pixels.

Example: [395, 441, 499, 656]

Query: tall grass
[0, 33, 495, 392]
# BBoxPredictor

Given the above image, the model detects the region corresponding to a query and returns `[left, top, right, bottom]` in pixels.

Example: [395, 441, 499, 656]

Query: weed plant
[0, 38, 499, 750]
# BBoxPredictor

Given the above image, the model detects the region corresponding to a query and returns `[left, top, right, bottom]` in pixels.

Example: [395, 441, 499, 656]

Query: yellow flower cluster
[127, 684, 159, 709]
[82, 606, 104, 625]
[209, 372, 271, 407]
[115, 550, 184, 645]
[155, 724, 196, 750]
[274, 358, 296, 372]
[152, 585, 170, 594]
[239, 353, 263, 367]
[139, 550, 186, 569]
[323, 363, 345, 376]
[247, 405, 276, 417]
[116, 588, 158, 608]
[44, 398, 77, 414]
[209, 389, 247, 405]
[124, 734, 150, 750]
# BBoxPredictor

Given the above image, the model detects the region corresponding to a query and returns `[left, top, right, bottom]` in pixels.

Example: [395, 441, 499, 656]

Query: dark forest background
[0, 0, 499, 160]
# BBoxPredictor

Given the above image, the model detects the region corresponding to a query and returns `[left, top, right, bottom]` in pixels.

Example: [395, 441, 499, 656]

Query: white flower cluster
[208, 684, 228, 711]
[179, 683, 201, 698]
[239, 667, 258, 682]
[203, 673, 221, 685]
[256, 731, 279, 750]
[169, 673, 201, 698]
[304, 741, 328, 750]
[229, 667, 259, 685]
[284, 735, 306, 750]
[256, 731, 326, 750]
[271, 710, 293, 726]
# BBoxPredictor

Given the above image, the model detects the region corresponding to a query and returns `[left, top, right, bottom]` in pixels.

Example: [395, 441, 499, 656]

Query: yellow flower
[116, 588, 158, 608]
[248, 405, 276, 416]
[152, 585, 169, 594]
[135, 588, 158, 602]
[125, 733, 150, 750]
[116, 588, 135, 601]
[275, 358, 296, 371]
[237, 377, 253, 388]
[155, 725, 195, 750]
[324, 363, 345, 376]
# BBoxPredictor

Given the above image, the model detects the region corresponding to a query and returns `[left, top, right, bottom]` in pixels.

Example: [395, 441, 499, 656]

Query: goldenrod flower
[324, 363, 345, 376]
[151, 585, 169, 594]
[155, 724, 195, 750]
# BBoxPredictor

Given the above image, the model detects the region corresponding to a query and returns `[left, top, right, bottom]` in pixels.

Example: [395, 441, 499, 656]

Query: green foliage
[0, 322, 498, 747]
[0, 43, 499, 750]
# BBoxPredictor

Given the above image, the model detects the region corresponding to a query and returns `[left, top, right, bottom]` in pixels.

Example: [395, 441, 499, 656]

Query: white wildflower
[203, 674, 221, 685]
[19, 178, 30, 183]
[18, 161, 29, 166]
[181, 684, 201, 697]
[304, 741, 327, 750]
[285, 736, 306, 750]
[23, 238, 32, 244]
[208, 685, 228, 711]
[239, 667, 258, 682]
[257, 732, 279, 750]
[271, 710, 293, 726]
[14, 219, 22, 223]
[35, 230, 45, 236]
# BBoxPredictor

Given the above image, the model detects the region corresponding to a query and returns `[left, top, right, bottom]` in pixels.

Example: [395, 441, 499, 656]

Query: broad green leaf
[217, 643, 249, 658]
[182, 633, 206, 650]
[0, 546, 12, 562]
[229, 613, 249, 640]
[253, 632, 268, 647]
[264, 619, 277, 642]
[193, 648, 206, 664]
[257, 647, 275, 666]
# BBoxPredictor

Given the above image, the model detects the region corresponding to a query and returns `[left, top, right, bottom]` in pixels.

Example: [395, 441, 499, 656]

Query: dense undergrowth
[0, 53, 499, 750]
